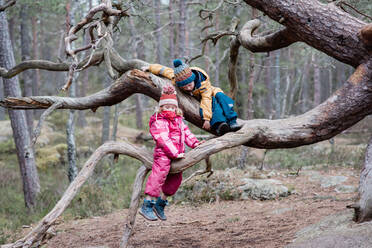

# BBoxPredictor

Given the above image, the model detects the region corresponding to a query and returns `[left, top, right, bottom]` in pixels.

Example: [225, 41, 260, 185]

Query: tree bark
[178, 0, 187, 59]
[168, 0, 175, 60]
[0, 5, 40, 208]
[243, 0, 369, 67]
[312, 52, 321, 107]
[352, 136, 372, 222]
[101, 75, 111, 144]
[153, 0, 164, 65]
[20, 3, 34, 134]
[274, 50, 281, 119]
[0, 77, 5, 120]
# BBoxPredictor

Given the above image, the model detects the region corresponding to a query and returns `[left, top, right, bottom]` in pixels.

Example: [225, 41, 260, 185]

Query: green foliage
[0, 139, 15, 154]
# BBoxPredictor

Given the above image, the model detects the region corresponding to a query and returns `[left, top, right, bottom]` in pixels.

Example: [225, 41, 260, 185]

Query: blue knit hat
[173, 59, 195, 87]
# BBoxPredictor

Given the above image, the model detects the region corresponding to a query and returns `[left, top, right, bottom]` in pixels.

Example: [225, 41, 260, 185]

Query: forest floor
[45, 166, 359, 248]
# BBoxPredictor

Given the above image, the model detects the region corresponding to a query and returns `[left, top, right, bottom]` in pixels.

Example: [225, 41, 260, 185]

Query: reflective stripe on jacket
[148, 64, 223, 121]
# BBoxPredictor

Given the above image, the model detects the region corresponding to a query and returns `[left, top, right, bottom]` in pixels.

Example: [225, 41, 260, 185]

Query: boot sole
[217, 123, 230, 136]
[139, 209, 158, 221]
[153, 208, 167, 221]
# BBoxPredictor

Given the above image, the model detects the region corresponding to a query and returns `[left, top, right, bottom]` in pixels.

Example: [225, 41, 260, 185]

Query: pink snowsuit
[144, 111, 199, 197]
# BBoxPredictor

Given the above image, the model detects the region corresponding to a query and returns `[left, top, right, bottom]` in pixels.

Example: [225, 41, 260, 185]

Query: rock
[308, 173, 348, 188]
[286, 210, 372, 248]
[271, 207, 292, 215]
[238, 178, 290, 200]
[335, 185, 357, 193]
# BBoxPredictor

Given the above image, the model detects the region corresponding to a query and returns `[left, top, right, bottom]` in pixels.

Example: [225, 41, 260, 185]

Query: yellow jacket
[149, 64, 223, 121]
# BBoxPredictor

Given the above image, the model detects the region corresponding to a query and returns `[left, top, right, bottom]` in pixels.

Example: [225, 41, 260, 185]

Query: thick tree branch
[238, 19, 300, 52]
[0, 0, 15, 12]
[243, 0, 369, 67]
[1, 141, 152, 248]
[0, 51, 104, 79]
[2, 61, 371, 149]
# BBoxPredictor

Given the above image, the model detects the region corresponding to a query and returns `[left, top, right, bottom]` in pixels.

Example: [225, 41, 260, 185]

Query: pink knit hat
[159, 84, 178, 107]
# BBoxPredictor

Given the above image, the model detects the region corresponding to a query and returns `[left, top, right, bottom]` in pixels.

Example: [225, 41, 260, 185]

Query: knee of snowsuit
[200, 92, 238, 130]
[144, 154, 183, 197]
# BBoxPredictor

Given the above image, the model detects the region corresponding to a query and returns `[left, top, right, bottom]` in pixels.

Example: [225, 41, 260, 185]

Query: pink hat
[159, 84, 178, 107]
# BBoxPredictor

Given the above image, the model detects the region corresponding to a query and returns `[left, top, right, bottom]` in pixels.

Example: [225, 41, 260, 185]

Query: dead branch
[1, 141, 152, 248]
[228, 17, 240, 100]
[0, 0, 15, 12]
[32, 102, 63, 146]
[0, 51, 104, 79]
[337, 1, 372, 21]
[120, 165, 149, 248]
[238, 19, 300, 53]
[183, 156, 213, 184]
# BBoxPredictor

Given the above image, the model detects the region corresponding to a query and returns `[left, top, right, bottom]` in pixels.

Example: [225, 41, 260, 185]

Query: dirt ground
[46, 167, 359, 248]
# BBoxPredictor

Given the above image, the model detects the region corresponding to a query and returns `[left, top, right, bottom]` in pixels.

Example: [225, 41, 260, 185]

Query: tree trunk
[66, 79, 78, 182]
[301, 54, 311, 113]
[264, 53, 273, 119]
[274, 50, 281, 119]
[66, 0, 78, 183]
[0, 77, 5, 120]
[101, 75, 111, 144]
[178, 0, 187, 59]
[0, 6, 40, 208]
[168, 0, 175, 60]
[20, 3, 34, 135]
[312, 52, 321, 107]
[153, 0, 164, 65]
[243, 0, 370, 67]
[246, 54, 256, 120]
[214, 12, 220, 88]
[352, 136, 372, 222]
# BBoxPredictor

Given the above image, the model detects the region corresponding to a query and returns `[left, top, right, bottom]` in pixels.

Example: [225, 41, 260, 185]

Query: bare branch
[337, 1, 372, 21]
[228, 17, 241, 100]
[183, 156, 213, 184]
[238, 19, 300, 53]
[2, 60, 371, 150]
[32, 102, 63, 146]
[0, 51, 104, 79]
[0, 0, 16, 12]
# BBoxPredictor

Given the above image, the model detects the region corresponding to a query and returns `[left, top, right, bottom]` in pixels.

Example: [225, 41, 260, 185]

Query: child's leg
[162, 172, 183, 197]
[215, 92, 238, 124]
[208, 97, 227, 130]
[144, 154, 171, 198]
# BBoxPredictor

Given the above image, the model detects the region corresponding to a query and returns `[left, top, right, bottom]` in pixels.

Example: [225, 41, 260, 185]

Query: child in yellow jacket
[144, 59, 240, 135]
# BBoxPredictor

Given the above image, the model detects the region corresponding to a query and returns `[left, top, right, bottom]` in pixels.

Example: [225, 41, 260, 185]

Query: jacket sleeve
[182, 121, 199, 148]
[149, 64, 175, 81]
[199, 80, 214, 121]
[150, 119, 180, 159]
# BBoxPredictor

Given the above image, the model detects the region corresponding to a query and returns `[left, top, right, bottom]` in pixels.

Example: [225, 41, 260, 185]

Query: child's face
[160, 104, 177, 112]
[180, 81, 195, 92]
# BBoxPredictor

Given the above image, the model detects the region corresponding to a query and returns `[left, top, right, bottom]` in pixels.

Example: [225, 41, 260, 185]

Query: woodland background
[0, 0, 371, 244]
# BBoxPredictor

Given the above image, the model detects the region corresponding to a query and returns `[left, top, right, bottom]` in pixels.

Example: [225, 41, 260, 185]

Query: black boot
[216, 122, 230, 136]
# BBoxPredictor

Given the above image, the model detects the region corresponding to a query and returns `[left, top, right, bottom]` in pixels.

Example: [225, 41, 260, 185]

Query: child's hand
[141, 65, 150, 72]
[176, 153, 185, 159]
[202, 121, 211, 130]
[195, 140, 206, 147]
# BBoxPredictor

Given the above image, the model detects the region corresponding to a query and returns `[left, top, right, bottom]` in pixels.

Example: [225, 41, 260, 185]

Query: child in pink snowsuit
[139, 84, 202, 221]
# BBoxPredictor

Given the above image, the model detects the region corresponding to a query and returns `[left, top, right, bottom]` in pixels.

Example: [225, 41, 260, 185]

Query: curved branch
[238, 19, 300, 53]
[1, 141, 152, 248]
[228, 17, 240, 99]
[0, 0, 16, 12]
[0, 51, 104, 79]
[242, 0, 369, 67]
[2, 60, 371, 149]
